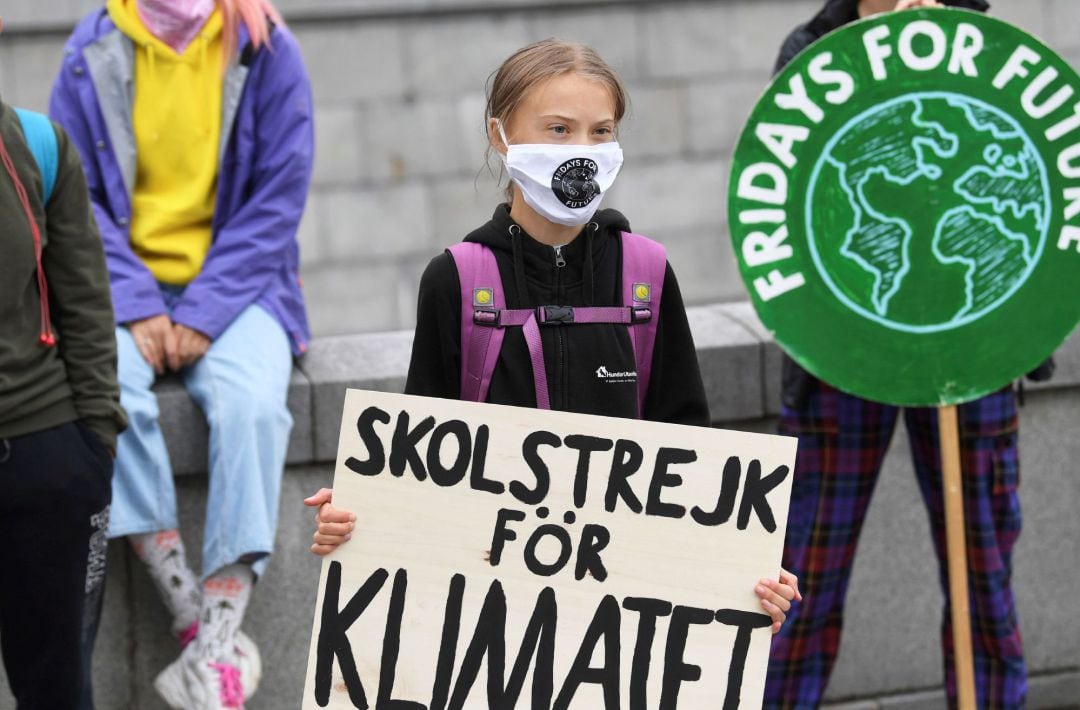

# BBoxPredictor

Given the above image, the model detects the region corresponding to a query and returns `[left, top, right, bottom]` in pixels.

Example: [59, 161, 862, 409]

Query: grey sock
[130, 530, 201, 635]
[195, 563, 255, 661]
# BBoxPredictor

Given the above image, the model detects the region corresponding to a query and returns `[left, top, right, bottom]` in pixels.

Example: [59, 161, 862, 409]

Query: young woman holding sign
[306, 39, 800, 632]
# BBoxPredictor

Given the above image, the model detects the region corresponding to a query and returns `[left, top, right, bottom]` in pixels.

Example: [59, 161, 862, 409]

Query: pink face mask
[137, 0, 216, 53]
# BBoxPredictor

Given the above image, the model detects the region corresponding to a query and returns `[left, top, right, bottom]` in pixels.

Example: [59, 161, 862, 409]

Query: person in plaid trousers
[762, 1, 1056, 708]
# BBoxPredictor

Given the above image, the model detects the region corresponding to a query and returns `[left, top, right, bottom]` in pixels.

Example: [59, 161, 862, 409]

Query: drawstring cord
[584, 222, 598, 306]
[0, 128, 55, 346]
[508, 224, 530, 306]
[0, 439, 11, 464]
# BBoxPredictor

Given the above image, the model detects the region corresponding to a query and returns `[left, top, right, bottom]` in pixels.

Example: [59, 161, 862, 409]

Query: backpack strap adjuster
[473, 308, 500, 327]
[631, 306, 653, 324]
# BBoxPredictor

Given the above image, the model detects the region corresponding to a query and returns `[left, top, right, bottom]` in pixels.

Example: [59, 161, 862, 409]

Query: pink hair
[219, 0, 283, 60]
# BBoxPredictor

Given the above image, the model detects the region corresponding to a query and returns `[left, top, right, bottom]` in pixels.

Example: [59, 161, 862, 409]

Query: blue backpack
[14, 108, 58, 204]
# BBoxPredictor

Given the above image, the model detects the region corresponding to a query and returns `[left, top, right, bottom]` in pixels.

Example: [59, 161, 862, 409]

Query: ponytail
[219, 0, 283, 60]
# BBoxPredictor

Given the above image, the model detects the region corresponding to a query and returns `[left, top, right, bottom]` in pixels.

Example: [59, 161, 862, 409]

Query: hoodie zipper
[552, 245, 566, 410]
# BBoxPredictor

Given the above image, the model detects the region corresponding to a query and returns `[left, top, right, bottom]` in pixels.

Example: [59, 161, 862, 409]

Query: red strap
[0, 131, 54, 347]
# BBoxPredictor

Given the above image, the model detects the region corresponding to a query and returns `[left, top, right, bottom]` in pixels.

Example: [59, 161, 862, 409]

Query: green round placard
[729, 8, 1080, 406]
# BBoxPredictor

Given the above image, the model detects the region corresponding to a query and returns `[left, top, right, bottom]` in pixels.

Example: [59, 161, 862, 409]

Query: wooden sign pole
[939, 404, 976, 710]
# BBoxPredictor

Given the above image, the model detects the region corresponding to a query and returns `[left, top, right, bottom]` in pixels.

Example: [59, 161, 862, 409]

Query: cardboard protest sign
[728, 8, 1080, 407]
[303, 390, 796, 709]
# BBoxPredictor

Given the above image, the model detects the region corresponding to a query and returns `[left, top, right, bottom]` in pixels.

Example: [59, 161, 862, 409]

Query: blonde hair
[219, 0, 283, 60]
[484, 39, 629, 198]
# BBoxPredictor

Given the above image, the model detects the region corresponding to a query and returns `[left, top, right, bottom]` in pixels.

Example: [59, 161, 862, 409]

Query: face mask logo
[552, 158, 601, 209]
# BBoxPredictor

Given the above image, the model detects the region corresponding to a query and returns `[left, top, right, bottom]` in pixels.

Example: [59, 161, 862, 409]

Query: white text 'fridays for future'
[734, 17, 1080, 304]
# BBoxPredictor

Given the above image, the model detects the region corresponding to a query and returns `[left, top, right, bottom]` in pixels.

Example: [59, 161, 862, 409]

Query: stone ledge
[154, 301, 1080, 473]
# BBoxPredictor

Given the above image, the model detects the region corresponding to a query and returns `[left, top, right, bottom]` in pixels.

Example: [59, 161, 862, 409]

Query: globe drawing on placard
[805, 91, 1051, 334]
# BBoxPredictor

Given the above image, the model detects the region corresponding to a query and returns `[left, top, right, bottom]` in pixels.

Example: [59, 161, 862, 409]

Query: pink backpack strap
[447, 243, 551, 408]
[447, 243, 506, 403]
[620, 232, 667, 417]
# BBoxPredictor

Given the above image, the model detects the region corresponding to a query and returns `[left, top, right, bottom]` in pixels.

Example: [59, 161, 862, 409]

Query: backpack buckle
[473, 309, 500, 327]
[631, 306, 652, 323]
[539, 306, 574, 325]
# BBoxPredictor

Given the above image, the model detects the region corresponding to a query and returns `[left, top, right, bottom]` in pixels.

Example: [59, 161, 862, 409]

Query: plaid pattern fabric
[765, 382, 1025, 709]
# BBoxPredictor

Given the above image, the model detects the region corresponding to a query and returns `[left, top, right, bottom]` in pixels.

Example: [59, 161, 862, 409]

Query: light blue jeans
[109, 297, 293, 580]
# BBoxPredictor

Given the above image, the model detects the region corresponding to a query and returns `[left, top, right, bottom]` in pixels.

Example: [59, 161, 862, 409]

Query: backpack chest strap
[474, 305, 652, 327]
[470, 302, 652, 410]
[468, 305, 652, 411]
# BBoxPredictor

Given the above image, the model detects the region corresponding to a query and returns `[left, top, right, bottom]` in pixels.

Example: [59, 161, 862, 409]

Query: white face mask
[498, 121, 624, 227]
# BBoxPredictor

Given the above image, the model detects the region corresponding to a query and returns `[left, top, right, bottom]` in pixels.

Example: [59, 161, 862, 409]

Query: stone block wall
[2, 0, 1078, 336]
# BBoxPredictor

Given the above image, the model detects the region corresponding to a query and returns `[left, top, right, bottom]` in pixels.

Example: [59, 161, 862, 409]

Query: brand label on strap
[473, 288, 494, 307]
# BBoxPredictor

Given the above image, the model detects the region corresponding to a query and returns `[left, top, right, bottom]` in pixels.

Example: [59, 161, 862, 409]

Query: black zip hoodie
[405, 204, 710, 426]
[772, 0, 1055, 408]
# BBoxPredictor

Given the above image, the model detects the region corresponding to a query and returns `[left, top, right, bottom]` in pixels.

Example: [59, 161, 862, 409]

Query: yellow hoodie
[107, 0, 224, 286]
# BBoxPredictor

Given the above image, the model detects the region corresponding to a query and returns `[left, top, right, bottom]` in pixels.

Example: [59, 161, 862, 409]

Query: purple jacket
[49, 9, 313, 355]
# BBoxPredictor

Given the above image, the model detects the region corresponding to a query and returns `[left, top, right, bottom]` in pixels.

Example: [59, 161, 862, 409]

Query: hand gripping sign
[729, 8, 1080, 408]
[303, 390, 796, 709]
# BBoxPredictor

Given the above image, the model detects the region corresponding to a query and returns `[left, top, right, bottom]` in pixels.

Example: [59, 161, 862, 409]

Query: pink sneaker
[154, 631, 261, 708]
[154, 642, 248, 710]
